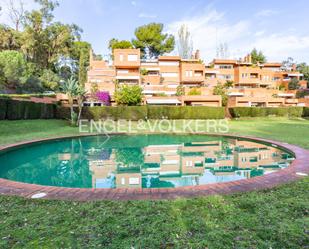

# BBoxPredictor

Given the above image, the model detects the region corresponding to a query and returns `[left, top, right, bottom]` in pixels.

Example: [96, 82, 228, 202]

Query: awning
[228, 92, 244, 96]
[288, 73, 303, 77]
[146, 99, 181, 104]
[116, 75, 140, 80]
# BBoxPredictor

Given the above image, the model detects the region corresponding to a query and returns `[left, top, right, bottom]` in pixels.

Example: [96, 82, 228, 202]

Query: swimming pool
[0, 134, 295, 189]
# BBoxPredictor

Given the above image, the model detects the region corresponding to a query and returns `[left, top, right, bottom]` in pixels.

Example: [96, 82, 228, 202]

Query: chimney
[195, 50, 200, 60]
[248, 54, 252, 63]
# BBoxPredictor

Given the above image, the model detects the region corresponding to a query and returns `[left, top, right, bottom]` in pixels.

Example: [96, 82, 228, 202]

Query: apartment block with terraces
[85, 48, 308, 107]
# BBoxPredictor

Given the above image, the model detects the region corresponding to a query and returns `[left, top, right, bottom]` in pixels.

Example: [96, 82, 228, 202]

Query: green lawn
[0, 118, 308, 248]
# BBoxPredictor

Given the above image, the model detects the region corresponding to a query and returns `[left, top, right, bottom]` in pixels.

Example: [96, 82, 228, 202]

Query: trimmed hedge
[0, 99, 7, 119]
[57, 106, 226, 120]
[0, 98, 55, 120]
[303, 107, 309, 117]
[229, 107, 304, 118]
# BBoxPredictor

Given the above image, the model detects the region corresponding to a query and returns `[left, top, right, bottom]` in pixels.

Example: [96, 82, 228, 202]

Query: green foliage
[59, 106, 225, 120]
[0, 25, 21, 51]
[0, 99, 7, 119]
[251, 48, 266, 64]
[115, 84, 143, 106]
[0, 1, 86, 93]
[229, 107, 304, 118]
[303, 107, 309, 117]
[61, 76, 86, 125]
[297, 62, 309, 82]
[38, 69, 60, 90]
[213, 83, 228, 106]
[0, 50, 28, 90]
[140, 68, 148, 76]
[132, 23, 175, 58]
[296, 90, 309, 98]
[108, 38, 133, 51]
[288, 78, 300, 90]
[224, 80, 234, 88]
[176, 85, 184, 96]
[78, 50, 87, 86]
[187, 87, 201, 96]
[0, 98, 55, 120]
[70, 41, 91, 85]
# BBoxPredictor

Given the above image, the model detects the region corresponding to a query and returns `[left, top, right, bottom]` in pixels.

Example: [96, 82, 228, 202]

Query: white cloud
[138, 13, 157, 18]
[166, 8, 309, 62]
[255, 9, 279, 17]
[131, 1, 136, 6]
[166, 9, 250, 61]
[254, 30, 265, 37]
[252, 34, 309, 62]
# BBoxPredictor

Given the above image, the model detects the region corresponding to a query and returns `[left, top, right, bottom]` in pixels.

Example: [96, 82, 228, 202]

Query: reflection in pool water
[0, 135, 294, 189]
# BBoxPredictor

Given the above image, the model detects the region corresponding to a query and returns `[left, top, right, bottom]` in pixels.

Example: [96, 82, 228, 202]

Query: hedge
[56, 106, 226, 120]
[0, 98, 55, 120]
[303, 107, 309, 117]
[229, 107, 304, 118]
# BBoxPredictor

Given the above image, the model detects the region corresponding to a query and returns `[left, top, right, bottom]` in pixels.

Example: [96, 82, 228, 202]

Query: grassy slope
[0, 118, 308, 248]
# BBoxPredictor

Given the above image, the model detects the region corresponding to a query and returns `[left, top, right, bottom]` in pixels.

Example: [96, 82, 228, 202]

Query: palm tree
[76, 85, 87, 125]
[61, 76, 79, 125]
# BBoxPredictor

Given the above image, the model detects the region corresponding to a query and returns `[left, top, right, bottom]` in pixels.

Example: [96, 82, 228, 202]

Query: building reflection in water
[88, 137, 293, 189]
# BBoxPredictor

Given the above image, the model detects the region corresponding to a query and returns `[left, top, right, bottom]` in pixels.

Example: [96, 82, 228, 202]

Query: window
[186, 161, 193, 166]
[161, 72, 178, 77]
[119, 54, 124, 62]
[129, 178, 140, 185]
[214, 64, 233, 69]
[117, 70, 129, 74]
[185, 70, 193, 77]
[241, 73, 248, 78]
[194, 71, 203, 77]
[218, 74, 232, 80]
[128, 54, 138, 61]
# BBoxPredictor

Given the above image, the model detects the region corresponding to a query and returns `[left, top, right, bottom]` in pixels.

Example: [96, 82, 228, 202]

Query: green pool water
[0, 134, 294, 189]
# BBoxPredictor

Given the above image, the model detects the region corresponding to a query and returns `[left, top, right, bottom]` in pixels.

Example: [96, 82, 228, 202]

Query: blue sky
[1, 0, 309, 62]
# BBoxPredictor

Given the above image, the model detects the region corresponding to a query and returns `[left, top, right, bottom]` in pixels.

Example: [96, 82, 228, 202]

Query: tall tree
[0, 50, 28, 91]
[282, 57, 295, 71]
[250, 48, 266, 64]
[216, 42, 229, 59]
[132, 23, 175, 58]
[108, 38, 133, 50]
[177, 24, 193, 59]
[70, 41, 90, 85]
[297, 62, 309, 82]
[6, 0, 25, 31]
[0, 24, 21, 51]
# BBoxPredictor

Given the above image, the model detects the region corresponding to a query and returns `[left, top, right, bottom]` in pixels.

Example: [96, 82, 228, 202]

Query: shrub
[302, 107, 309, 117]
[229, 107, 304, 118]
[83, 106, 147, 121]
[187, 87, 201, 96]
[182, 106, 225, 119]
[4, 99, 55, 120]
[96, 91, 111, 106]
[114, 85, 143, 106]
[0, 99, 7, 119]
[58, 106, 225, 120]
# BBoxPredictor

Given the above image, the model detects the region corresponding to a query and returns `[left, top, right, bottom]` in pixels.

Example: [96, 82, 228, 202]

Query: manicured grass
[0, 118, 308, 248]
[0, 119, 79, 146]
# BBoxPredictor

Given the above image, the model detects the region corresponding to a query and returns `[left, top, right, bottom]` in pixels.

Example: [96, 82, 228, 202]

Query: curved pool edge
[0, 133, 308, 201]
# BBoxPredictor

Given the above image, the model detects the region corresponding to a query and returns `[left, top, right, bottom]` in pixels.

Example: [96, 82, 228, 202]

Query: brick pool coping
[0, 133, 308, 201]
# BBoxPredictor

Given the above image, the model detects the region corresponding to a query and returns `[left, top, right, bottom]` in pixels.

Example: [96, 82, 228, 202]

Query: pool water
[0, 134, 294, 189]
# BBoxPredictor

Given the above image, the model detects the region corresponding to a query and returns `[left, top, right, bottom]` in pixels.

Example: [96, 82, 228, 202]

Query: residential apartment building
[85, 48, 308, 107]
